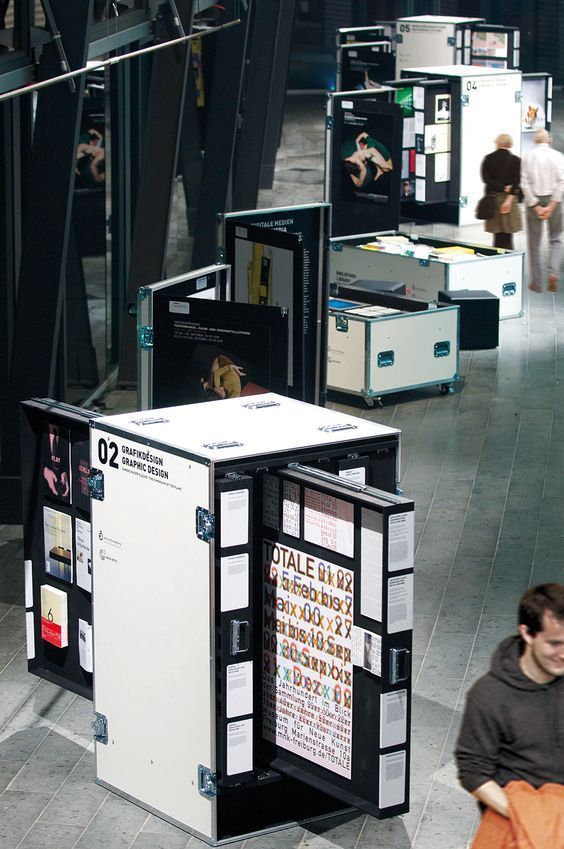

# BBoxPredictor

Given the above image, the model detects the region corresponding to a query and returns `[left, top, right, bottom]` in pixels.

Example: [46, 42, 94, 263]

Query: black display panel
[20, 400, 99, 700]
[257, 466, 414, 818]
[224, 222, 306, 401]
[339, 43, 395, 92]
[327, 95, 403, 237]
[151, 297, 288, 408]
[219, 204, 329, 405]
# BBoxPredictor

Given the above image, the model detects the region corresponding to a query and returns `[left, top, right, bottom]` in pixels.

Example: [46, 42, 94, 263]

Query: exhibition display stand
[217, 203, 330, 405]
[90, 395, 413, 843]
[336, 41, 394, 91]
[327, 232, 524, 320]
[137, 263, 289, 411]
[400, 66, 522, 226]
[394, 15, 484, 77]
[327, 297, 460, 406]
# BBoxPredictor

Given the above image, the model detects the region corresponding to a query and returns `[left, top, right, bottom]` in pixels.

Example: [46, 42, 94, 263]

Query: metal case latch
[378, 350, 395, 368]
[87, 468, 104, 501]
[434, 340, 451, 358]
[447, 35, 456, 46]
[93, 712, 108, 744]
[460, 94, 469, 106]
[198, 765, 217, 799]
[196, 507, 215, 542]
[336, 315, 349, 332]
[502, 282, 516, 297]
[390, 648, 411, 684]
[231, 619, 250, 654]
[138, 325, 154, 350]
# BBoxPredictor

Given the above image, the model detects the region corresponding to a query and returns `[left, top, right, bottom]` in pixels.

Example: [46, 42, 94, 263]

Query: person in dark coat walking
[480, 133, 522, 250]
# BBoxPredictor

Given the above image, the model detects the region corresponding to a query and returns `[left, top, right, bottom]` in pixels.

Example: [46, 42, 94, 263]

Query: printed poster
[43, 506, 73, 584]
[262, 539, 354, 778]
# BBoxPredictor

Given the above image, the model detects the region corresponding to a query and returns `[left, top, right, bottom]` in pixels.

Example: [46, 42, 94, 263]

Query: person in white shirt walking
[520, 129, 564, 292]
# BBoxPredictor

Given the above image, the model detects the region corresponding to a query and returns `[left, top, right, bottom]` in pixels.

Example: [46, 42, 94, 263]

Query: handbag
[475, 192, 497, 220]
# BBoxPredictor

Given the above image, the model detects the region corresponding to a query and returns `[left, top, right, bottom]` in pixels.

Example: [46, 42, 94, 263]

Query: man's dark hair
[519, 583, 564, 636]
[344, 160, 360, 177]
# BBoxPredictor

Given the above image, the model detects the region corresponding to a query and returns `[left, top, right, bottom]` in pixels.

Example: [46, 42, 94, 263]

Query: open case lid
[259, 463, 414, 817]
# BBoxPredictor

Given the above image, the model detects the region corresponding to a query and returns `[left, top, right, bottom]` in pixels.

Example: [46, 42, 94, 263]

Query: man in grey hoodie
[455, 583, 564, 817]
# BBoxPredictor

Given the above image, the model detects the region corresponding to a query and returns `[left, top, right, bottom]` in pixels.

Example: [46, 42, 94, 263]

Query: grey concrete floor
[2, 89, 564, 849]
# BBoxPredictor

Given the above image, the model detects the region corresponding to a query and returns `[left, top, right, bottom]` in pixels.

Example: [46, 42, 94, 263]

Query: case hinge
[87, 468, 104, 501]
[198, 764, 217, 799]
[390, 648, 411, 684]
[196, 507, 215, 542]
[460, 94, 469, 106]
[336, 315, 349, 332]
[93, 712, 108, 744]
[459, 195, 469, 207]
[395, 33, 403, 43]
[447, 35, 456, 46]
[139, 325, 154, 350]
[326, 115, 334, 130]
[515, 90, 523, 102]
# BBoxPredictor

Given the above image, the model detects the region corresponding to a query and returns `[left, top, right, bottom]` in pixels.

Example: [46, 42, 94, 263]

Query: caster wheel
[439, 383, 454, 396]
[364, 397, 375, 408]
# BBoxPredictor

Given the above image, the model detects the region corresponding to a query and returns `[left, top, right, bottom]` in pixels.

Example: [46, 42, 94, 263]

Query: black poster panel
[257, 467, 414, 819]
[151, 297, 288, 408]
[224, 222, 305, 401]
[220, 205, 328, 405]
[421, 83, 453, 204]
[329, 98, 403, 237]
[340, 44, 395, 91]
[21, 401, 98, 701]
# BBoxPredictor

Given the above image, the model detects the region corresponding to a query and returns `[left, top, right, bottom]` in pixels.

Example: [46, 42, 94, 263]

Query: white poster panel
[360, 508, 383, 621]
[459, 71, 522, 225]
[304, 488, 354, 558]
[227, 719, 253, 775]
[387, 512, 414, 573]
[75, 517, 92, 593]
[380, 690, 407, 747]
[396, 21, 455, 76]
[263, 539, 353, 778]
[226, 661, 253, 718]
[282, 480, 300, 538]
[379, 750, 406, 808]
[387, 573, 414, 634]
[220, 489, 249, 548]
[220, 553, 249, 612]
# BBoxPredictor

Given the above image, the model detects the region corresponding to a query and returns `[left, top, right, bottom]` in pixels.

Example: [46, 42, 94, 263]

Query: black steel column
[232, 0, 295, 210]
[117, 0, 194, 386]
[258, 1, 296, 192]
[1, 2, 93, 522]
[191, 0, 251, 269]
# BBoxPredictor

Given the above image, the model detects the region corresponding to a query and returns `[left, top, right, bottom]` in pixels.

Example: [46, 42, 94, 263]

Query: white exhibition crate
[327, 301, 459, 405]
[328, 232, 524, 320]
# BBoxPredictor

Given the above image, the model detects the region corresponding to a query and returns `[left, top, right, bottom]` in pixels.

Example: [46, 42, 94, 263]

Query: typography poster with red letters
[262, 538, 354, 779]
